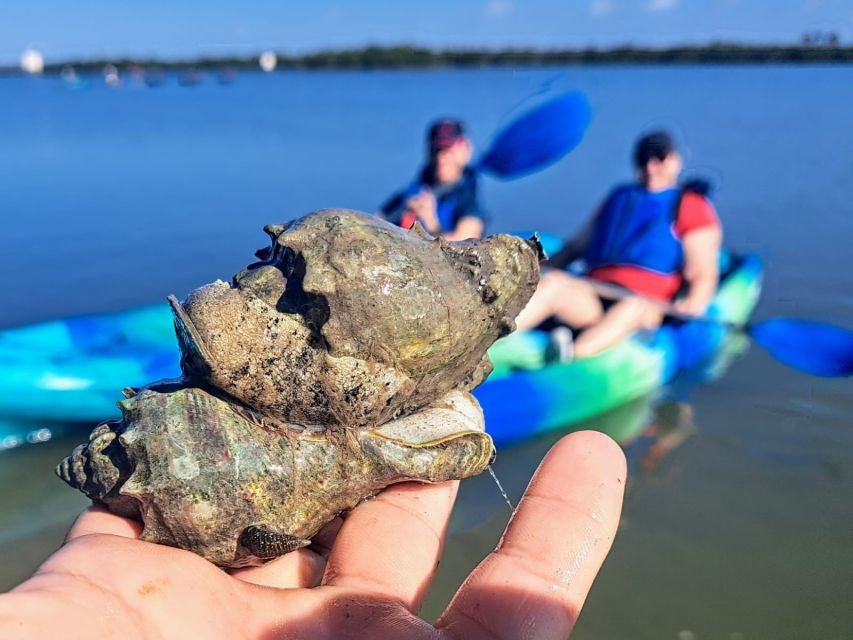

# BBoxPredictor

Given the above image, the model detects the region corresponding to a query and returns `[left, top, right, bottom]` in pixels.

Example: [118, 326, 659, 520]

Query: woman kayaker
[516, 130, 722, 359]
[379, 119, 488, 241]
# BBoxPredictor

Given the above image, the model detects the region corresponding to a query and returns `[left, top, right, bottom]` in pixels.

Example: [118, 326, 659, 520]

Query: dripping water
[487, 465, 515, 512]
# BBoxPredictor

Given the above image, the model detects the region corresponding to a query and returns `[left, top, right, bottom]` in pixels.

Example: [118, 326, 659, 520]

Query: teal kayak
[0, 304, 179, 448]
[0, 252, 762, 451]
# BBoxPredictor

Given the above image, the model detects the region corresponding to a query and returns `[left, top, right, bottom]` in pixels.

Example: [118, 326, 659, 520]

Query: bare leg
[573, 296, 663, 358]
[515, 270, 604, 331]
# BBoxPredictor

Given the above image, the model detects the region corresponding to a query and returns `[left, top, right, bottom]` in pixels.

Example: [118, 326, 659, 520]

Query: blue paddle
[389, 91, 590, 220]
[585, 278, 853, 377]
[477, 91, 592, 179]
[523, 231, 853, 378]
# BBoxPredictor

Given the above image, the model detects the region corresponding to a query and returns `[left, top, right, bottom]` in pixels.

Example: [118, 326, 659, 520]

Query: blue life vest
[402, 181, 459, 231]
[584, 184, 684, 275]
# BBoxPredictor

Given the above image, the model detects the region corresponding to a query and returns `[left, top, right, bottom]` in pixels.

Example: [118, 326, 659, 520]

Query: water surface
[1, 66, 851, 638]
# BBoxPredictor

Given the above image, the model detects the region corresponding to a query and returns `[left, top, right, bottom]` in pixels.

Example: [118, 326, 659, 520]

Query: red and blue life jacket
[584, 184, 684, 276]
[380, 167, 484, 232]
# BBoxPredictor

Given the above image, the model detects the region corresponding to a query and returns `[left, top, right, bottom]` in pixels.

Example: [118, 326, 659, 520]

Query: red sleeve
[674, 193, 720, 237]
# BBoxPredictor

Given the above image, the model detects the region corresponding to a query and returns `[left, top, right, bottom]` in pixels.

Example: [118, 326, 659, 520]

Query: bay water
[1, 66, 851, 638]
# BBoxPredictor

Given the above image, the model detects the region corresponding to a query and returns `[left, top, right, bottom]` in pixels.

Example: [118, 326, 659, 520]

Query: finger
[308, 515, 344, 560]
[437, 431, 626, 640]
[65, 505, 143, 542]
[322, 480, 458, 613]
[231, 548, 326, 589]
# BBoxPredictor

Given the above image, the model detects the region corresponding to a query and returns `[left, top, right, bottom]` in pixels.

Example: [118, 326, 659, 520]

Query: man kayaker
[515, 130, 722, 359]
[379, 119, 487, 241]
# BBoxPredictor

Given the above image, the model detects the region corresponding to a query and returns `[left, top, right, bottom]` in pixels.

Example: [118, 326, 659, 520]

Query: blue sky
[1, 0, 851, 64]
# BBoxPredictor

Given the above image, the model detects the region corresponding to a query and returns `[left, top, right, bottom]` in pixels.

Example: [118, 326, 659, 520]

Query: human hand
[672, 295, 708, 317]
[0, 431, 626, 639]
[406, 191, 440, 233]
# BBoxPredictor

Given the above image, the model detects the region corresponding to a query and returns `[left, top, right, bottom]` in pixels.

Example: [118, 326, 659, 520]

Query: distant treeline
[9, 43, 853, 75]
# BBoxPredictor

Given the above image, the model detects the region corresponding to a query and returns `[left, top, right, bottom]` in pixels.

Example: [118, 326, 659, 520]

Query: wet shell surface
[58, 384, 493, 567]
[57, 209, 541, 567]
[171, 209, 540, 429]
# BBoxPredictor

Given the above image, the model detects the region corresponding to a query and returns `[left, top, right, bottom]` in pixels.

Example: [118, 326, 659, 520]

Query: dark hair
[633, 130, 676, 169]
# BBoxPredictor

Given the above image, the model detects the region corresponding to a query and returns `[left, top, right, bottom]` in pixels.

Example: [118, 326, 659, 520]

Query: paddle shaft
[582, 278, 741, 331]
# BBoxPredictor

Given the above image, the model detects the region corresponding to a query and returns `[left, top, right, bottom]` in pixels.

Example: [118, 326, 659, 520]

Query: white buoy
[259, 50, 278, 72]
[20, 48, 44, 75]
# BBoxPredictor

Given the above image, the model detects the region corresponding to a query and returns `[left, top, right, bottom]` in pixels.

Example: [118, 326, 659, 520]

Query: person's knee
[539, 269, 570, 292]
[618, 297, 661, 328]
[639, 301, 664, 329]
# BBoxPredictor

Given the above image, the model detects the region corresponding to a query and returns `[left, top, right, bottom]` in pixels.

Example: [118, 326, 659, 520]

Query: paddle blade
[748, 318, 853, 377]
[478, 91, 591, 180]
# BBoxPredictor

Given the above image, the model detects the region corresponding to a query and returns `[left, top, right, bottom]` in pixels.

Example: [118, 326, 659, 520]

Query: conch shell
[170, 210, 539, 428]
[58, 385, 492, 567]
[57, 210, 541, 567]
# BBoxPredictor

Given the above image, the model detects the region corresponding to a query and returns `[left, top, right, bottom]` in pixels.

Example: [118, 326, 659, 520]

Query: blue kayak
[0, 304, 180, 448]
[0, 253, 762, 451]
[476, 253, 763, 448]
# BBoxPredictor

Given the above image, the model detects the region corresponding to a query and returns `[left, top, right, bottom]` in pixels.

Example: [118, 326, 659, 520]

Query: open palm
[2, 431, 625, 639]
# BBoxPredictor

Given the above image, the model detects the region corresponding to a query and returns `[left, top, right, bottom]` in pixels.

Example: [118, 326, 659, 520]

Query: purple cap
[428, 119, 466, 154]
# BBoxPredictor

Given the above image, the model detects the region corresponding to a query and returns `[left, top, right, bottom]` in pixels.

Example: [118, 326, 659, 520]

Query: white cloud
[589, 0, 614, 17]
[646, 0, 679, 12]
[484, 0, 514, 18]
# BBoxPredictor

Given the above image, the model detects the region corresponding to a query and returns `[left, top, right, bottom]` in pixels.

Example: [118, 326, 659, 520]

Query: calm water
[1, 66, 852, 638]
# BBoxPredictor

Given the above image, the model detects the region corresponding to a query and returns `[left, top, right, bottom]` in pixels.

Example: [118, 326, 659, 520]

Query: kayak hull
[0, 254, 763, 451]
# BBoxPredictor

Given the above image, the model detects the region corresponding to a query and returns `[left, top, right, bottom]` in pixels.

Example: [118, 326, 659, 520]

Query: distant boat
[103, 64, 121, 87]
[20, 48, 44, 75]
[144, 68, 166, 88]
[128, 64, 146, 86]
[60, 65, 88, 89]
[178, 67, 203, 87]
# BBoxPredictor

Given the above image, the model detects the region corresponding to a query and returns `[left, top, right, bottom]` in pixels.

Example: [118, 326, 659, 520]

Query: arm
[405, 191, 441, 234]
[442, 215, 485, 241]
[675, 225, 722, 315]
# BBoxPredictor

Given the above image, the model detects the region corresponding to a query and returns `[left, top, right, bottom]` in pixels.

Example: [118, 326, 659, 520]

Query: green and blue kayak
[476, 252, 763, 447]
[0, 252, 762, 451]
[0, 304, 178, 449]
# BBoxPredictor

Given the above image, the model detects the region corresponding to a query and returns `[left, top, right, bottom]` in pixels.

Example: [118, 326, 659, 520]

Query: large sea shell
[57, 209, 541, 566]
[58, 384, 493, 567]
[170, 210, 540, 429]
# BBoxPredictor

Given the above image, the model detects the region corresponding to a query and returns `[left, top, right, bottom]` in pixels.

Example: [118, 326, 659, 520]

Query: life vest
[399, 183, 458, 231]
[583, 184, 685, 276]
[399, 168, 478, 231]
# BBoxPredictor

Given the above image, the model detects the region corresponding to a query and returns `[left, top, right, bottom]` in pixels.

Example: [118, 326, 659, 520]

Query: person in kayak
[515, 130, 722, 359]
[379, 119, 487, 241]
